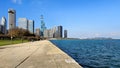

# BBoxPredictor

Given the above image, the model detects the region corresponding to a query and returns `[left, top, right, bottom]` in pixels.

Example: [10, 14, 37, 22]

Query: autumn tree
[0, 31, 3, 35]
[8, 28, 31, 38]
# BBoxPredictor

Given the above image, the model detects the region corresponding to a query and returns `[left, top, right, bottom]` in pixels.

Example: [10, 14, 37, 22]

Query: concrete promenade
[0, 40, 82, 68]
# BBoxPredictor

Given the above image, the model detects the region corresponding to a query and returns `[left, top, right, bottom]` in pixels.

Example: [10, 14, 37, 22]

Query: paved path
[0, 40, 82, 68]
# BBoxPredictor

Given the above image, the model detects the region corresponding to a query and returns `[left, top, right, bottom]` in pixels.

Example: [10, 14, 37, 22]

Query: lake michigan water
[50, 39, 120, 68]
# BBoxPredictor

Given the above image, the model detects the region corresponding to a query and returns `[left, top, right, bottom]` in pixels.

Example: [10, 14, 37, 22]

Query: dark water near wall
[50, 39, 120, 68]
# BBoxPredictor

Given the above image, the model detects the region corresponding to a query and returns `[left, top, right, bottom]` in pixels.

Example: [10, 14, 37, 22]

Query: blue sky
[0, 0, 120, 39]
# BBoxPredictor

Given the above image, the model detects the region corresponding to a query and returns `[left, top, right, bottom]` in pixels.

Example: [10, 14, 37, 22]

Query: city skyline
[0, 8, 66, 38]
[18, 18, 35, 34]
[0, 0, 120, 39]
[44, 26, 63, 38]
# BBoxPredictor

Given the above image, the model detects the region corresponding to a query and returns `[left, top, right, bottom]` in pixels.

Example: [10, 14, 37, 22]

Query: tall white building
[1, 17, 7, 34]
[8, 9, 16, 29]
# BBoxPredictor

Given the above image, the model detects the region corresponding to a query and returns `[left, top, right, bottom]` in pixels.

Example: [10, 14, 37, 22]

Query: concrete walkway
[0, 40, 82, 68]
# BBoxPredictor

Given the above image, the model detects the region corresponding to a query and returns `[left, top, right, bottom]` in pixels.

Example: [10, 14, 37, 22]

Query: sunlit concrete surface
[0, 40, 82, 68]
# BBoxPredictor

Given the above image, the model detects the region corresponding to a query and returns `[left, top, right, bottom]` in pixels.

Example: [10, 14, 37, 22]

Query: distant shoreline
[49, 38, 120, 40]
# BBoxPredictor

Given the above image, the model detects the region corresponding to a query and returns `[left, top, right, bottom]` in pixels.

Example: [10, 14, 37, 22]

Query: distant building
[8, 9, 16, 29]
[18, 18, 28, 30]
[28, 20, 34, 34]
[35, 28, 40, 36]
[49, 27, 57, 38]
[1, 17, 7, 34]
[40, 15, 46, 36]
[0, 25, 3, 34]
[18, 18, 34, 34]
[49, 29, 53, 38]
[57, 26, 63, 38]
[44, 26, 63, 38]
[64, 30, 67, 38]
[44, 29, 50, 38]
[53, 27, 58, 38]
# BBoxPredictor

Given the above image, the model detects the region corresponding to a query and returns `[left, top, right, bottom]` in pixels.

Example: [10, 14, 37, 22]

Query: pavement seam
[53, 57, 59, 68]
[15, 46, 40, 68]
[49, 45, 59, 68]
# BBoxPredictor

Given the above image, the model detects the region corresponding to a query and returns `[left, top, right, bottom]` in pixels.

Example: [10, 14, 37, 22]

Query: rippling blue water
[50, 39, 120, 68]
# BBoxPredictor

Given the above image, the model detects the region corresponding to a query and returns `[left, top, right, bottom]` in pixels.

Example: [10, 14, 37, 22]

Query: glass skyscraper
[0, 25, 3, 34]
[57, 26, 63, 38]
[28, 20, 34, 34]
[40, 15, 46, 36]
[64, 30, 67, 38]
[18, 18, 28, 30]
[1, 17, 7, 34]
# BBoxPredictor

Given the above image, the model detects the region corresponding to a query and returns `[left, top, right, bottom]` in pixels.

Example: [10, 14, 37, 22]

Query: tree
[8, 28, 32, 38]
[0, 31, 3, 35]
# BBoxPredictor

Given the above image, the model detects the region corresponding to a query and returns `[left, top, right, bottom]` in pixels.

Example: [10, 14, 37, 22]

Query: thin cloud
[12, 0, 22, 4]
[12, 0, 17, 3]
[31, 0, 42, 5]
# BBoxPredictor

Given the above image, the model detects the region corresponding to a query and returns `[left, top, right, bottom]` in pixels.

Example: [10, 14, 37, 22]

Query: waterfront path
[0, 40, 82, 68]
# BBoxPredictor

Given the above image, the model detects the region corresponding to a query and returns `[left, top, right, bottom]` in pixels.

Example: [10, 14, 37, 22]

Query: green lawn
[0, 39, 29, 46]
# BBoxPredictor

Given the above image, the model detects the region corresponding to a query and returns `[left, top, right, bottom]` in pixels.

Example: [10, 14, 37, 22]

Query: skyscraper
[8, 9, 16, 29]
[18, 18, 28, 30]
[40, 15, 46, 36]
[52, 26, 57, 38]
[44, 29, 50, 38]
[28, 20, 34, 34]
[57, 26, 63, 38]
[1, 17, 7, 34]
[45, 26, 63, 38]
[35, 28, 40, 36]
[64, 30, 67, 38]
[0, 25, 3, 34]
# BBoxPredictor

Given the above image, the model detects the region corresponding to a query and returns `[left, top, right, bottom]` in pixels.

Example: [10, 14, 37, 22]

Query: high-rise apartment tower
[57, 26, 63, 38]
[64, 30, 67, 38]
[8, 9, 16, 29]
